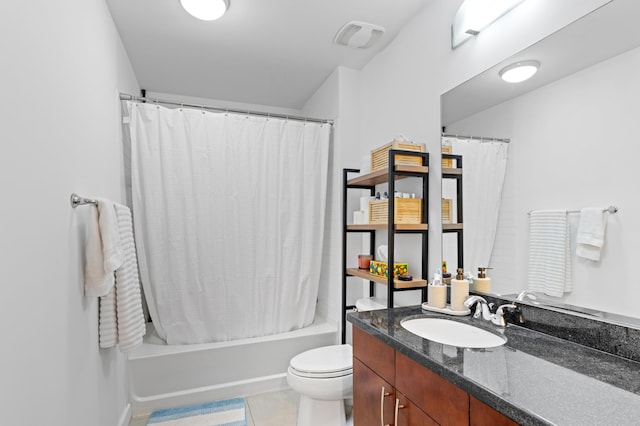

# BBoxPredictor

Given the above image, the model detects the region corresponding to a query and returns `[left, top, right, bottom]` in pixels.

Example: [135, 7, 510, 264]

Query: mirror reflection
[440, 0, 640, 325]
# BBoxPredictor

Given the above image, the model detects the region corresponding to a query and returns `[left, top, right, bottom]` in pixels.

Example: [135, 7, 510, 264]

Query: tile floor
[128, 389, 299, 426]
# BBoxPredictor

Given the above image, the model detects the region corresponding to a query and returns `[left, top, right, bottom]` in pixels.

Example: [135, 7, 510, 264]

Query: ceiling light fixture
[180, 0, 229, 21]
[452, 0, 527, 48]
[499, 60, 540, 83]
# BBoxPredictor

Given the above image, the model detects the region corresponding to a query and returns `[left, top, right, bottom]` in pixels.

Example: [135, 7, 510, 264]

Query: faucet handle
[491, 304, 519, 327]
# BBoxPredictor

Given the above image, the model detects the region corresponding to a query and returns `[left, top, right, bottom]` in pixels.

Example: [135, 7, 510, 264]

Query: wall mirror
[440, 0, 640, 327]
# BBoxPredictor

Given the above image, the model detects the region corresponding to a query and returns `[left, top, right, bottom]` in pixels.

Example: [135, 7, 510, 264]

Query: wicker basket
[369, 198, 422, 224]
[371, 141, 426, 172]
[442, 145, 453, 168]
[442, 198, 452, 224]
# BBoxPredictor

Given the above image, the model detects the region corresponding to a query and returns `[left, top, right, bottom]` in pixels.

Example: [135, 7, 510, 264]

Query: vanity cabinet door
[353, 326, 395, 385]
[353, 358, 395, 426]
[395, 392, 438, 426]
[395, 351, 469, 426]
[470, 396, 518, 426]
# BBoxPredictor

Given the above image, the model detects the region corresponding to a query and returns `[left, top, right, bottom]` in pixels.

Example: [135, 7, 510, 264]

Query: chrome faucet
[516, 290, 538, 302]
[464, 296, 518, 327]
[463, 295, 493, 321]
[492, 304, 518, 327]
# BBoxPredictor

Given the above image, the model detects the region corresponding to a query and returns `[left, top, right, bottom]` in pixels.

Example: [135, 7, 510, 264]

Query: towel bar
[70, 193, 97, 208]
[528, 205, 618, 215]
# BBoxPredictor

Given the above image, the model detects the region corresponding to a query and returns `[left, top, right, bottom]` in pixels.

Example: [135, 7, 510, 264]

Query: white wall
[0, 1, 139, 425]
[447, 45, 640, 318]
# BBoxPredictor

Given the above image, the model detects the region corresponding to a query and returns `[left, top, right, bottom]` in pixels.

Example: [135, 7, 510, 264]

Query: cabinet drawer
[396, 351, 469, 426]
[470, 396, 518, 426]
[353, 326, 395, 385]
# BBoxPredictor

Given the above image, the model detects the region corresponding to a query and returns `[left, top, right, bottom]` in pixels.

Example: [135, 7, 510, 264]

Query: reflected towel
[576, 207, 607, 261]
[99, 204, 146, 351]
[84, 199, 123, 297]
[528, 210, 573, 297]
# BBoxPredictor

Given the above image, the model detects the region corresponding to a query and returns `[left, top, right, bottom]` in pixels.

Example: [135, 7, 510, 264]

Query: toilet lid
[289, 344, 352, 378]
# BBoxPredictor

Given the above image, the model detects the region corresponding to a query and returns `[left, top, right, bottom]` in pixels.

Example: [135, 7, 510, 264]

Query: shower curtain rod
[441, 133, 510, 143]
[119, 93, 334, 125]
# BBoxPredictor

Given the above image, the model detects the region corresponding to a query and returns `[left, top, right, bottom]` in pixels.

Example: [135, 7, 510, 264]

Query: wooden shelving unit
[341, 149, 430, 343]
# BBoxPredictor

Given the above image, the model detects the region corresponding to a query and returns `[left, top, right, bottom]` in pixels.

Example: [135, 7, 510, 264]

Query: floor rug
[147, 398, 247, 426]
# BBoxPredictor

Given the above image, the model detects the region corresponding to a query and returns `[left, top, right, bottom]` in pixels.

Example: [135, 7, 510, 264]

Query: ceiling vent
[334, 21, 385, 49]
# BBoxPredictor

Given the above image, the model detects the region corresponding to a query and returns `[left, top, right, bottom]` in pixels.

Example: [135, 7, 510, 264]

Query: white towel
[528, 210, 573, 297]
[84, 199, 124, 297]
[576, 207, 607, 261]
[99, 204, 146, 352]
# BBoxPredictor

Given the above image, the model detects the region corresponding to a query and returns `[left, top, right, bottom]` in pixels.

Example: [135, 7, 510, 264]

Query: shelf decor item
[369, 198, 422, 224]
[370, 141, 426, 171]
[442, 145, 453, 168]
[442, 198, 452, 224]
[369, 260, 409, 279]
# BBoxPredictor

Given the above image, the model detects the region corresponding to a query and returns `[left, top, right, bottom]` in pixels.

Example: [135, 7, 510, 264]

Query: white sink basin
[401, 318, 506, 348]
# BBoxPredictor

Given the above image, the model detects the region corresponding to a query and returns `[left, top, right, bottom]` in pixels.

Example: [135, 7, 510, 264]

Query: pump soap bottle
[474, 267, 492, 293]
[450, 268, 469, 312]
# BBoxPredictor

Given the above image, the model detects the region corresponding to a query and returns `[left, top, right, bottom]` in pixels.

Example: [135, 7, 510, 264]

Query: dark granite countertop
[347, 306, 640, 426]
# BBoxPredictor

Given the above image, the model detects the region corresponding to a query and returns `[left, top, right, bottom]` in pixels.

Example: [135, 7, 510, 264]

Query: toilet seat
[289, 344, 352, 378]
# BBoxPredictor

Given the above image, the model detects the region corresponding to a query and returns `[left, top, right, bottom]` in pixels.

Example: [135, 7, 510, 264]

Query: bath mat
[147, 398, 247, 426]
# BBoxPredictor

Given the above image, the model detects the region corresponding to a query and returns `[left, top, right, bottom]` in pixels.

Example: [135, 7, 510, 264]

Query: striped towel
[99, 204, 146, 352]
[528, 210, 573, 297]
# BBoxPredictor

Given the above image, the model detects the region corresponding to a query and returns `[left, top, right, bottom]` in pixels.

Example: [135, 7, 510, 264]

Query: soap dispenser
[450, 268, 469, 312]
[474, 267, 492, 293]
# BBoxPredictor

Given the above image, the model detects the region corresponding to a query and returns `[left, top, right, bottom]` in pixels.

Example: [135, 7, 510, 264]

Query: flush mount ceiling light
[180, 0, 229, 21]
[499, 60, 540, 83]
[334, 21, 385, 49]
[452, 0, 527, 48]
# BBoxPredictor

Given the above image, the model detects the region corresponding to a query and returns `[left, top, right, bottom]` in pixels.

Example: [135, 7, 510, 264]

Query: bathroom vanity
[348, 305, 640, 425]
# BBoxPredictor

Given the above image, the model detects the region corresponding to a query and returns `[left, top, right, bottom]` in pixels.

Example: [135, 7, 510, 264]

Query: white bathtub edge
[130, 373, 290, 416]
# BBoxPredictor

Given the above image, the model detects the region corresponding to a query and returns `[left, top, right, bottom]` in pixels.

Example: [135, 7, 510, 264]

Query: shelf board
[442, 223, 464, 231]
[346, 268, 428, 289]
[347, 224, 429, 232]
[442, 168, 462, 176]
[347, 165, 429, 187]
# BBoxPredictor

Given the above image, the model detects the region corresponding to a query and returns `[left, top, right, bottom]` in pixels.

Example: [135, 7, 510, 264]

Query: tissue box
[370, 260, 409, 279]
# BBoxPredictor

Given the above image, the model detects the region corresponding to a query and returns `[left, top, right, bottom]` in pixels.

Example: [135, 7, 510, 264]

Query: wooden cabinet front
[470, 396, 518, 426]
[353, 358, 395, 426]
[395, 391, 438, 426]
[396, 351, 469, 426]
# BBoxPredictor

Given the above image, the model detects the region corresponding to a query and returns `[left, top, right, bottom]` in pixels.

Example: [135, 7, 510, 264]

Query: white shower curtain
[127, 102, 331, 344]
[442, 137, 509, 274]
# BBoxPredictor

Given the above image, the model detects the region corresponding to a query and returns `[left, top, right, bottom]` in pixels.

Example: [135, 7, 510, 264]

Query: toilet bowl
[287, 344, 353, 426]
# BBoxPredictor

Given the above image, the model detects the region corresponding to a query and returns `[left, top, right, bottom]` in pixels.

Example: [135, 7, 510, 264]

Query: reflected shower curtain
[442, 137, 508, 273]
[127, 102, 330, 344]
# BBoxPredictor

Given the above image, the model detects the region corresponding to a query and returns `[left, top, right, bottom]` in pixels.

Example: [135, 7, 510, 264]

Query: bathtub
[128, 319, 339, 415]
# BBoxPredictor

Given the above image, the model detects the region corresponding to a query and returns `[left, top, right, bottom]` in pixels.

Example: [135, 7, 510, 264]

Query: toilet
[287, 344, 353, 426]
[287, 298, 401, 425]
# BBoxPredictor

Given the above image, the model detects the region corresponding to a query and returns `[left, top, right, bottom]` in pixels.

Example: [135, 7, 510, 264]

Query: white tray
[421, 303, 470, 316]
